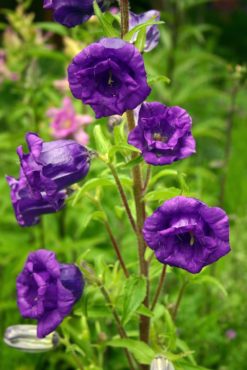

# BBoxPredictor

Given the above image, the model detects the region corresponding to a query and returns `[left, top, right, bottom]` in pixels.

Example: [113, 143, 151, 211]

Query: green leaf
[149, 169, 179, 186]
[136, 304, 154, 318]
[144, 187, 182, 202]
[93, 1, 119, 37]
[191, 275, 227, 296]
[107, 338, 155, 364]
[124, 19, 164, 42]
[93, 125, 112, 155]
[109, 143, 140, 161]
[73, 178, 115, 205]
[121, 275, 147, 325]
[148, 75, 171, 85]
[35, 22, 67, 36]
[135, 27, 147, 52]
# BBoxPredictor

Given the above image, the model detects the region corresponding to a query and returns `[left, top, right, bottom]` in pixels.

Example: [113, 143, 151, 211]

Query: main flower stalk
[120, 2, 150, 367]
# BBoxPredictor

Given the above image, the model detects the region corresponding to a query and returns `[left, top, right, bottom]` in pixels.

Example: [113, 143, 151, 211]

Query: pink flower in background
[225, 329, 237, 340]
[47, 97, 93, 145]
[0, 50, 19, 84]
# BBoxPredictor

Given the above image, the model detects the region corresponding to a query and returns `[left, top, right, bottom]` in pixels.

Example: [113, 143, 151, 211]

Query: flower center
[153, 132, 168, 142]
[61, 119, 72, 129]
[189, 231, 195, 246]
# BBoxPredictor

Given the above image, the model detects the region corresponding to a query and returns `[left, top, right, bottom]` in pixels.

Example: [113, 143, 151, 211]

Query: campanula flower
[6, 171, 66, 227]
[16, 133, 90, 199]
[43, 0, 104, 28]
[128, 102, 196, 165]
[143, 196, 230, 273]
[68, 38, 151, 118]
[129, 10, 160, 52]
[17, 250, 84, 338]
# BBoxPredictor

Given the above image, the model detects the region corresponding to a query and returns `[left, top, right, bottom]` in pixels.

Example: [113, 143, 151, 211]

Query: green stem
[151, 265, 167, 311]
[172, 280, 188, 321]
[142, 165, 152, 194]
[104, 220, 129, 278]
[108, 162, 137, 232]
[86, 193, 129, 278]
[98, 282, 137, 370]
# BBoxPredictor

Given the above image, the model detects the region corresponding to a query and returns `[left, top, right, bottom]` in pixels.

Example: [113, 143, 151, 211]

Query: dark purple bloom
[16, 133, 90, 199]
[43, 0, 104, 28]
[128, 102, 196, 165]
[17, 249, 84, 338]
[129, 10, 160, 52]
[6, 171, 66, 227]
[68, 38, 151, 118]
[143, 196, 230, 274]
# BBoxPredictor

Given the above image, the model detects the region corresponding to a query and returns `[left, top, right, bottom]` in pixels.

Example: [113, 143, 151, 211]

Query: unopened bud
[150, 355, 175, 370]
[4, 325, 59, 353]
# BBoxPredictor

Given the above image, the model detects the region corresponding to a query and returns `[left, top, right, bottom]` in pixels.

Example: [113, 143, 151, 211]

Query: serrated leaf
[107, 338, 155, 364]
[121, 275, 147, 325]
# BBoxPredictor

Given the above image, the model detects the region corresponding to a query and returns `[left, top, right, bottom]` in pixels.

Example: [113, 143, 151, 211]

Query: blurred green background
[0, 1, 247, 370]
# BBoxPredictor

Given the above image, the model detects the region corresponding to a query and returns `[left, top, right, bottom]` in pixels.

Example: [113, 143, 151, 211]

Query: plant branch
[86, 193, 129, 278]
[151, 265, 167, 311]
[108, 162, 137, 232]
[104, 220, 129, 278]
[142, 165, 152, 194]
[98, 282, 137, 370]
[119, 0, 129, 38]
[172, 280, 188, 321]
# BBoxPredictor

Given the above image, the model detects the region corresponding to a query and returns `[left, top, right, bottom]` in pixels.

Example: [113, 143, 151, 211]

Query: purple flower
[6, 171, 66, 227]
[68, 38, 151, 118]
[129, 10, 160, 52]
[43, 0, 104, 28]
[47, 97, 93, 145]
[143, 196, 230, 274]
[16, 133, 90, 199]
[128, 102, 196, 166]
[17, 249, 84, 338]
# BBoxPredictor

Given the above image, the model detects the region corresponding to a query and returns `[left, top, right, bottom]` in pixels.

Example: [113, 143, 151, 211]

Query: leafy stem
[151, 265, 167, 311]
[108, 162, 137, 232]
[85, 193, 129, 278]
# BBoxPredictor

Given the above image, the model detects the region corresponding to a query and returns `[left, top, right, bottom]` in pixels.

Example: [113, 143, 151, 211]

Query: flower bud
[150, 356, 175, 370]
[4, 325, 59, 352]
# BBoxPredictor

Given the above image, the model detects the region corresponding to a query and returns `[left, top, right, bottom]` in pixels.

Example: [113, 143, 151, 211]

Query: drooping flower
[6, 171, 66, 227]
[143, 196, 230, 274]
[129, 10, 160, 52]
[17, 249, 84, 338]
[68, 38, 151, 118]
[47, 97, 93, 145]
[16, 132, 90, 199]
[128, 102, 196, 166]
[43, 0, 104, 28]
